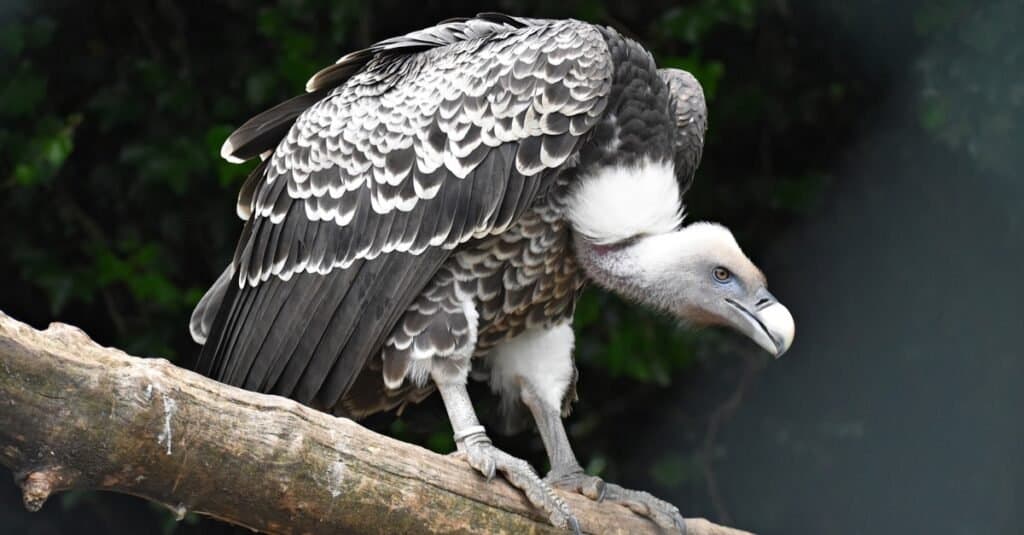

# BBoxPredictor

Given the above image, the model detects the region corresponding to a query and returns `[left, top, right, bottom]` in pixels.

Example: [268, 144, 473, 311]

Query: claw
[459, 441, 578, 532]
[484, 461, 495, 482]
[548, 472, 686, 533]
[568, 515, 581, 535]
[675, 515, 687, 535]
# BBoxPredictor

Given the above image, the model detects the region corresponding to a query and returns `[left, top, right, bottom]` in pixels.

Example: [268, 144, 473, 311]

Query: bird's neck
[572, 228, 706, 313]
[563, 156, 692, 310]
[564, 158, 683, 243]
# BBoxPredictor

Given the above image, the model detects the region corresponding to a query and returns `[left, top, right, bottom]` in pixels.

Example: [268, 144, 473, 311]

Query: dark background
[1, 1, 1021, 534]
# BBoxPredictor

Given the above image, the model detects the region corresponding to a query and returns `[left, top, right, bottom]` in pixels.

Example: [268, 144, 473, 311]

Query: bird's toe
[463, 443, 578, 531]
[546, 470, 603, 500]
[463, 447, 497, 481]
[602, 483, 685, 534]
[547, 472, 686, 534]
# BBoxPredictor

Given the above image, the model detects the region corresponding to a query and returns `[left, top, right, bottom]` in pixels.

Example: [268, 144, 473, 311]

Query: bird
[190, 13, 794, 533]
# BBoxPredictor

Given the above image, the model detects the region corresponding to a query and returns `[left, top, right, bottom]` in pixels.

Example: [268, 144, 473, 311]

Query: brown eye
[713, 267, 732, 282]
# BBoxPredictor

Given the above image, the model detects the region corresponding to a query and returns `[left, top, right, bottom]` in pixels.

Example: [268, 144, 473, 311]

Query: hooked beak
[725, 290, 795, 358]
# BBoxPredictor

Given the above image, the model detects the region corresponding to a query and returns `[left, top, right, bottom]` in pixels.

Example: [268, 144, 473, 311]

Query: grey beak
[725, 290, 795, 358]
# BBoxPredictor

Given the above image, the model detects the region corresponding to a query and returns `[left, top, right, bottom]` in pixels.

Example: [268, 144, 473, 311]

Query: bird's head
[568, 65, 792, 356]
[569, 162, 794, 358]
[575, 222, 794, 357]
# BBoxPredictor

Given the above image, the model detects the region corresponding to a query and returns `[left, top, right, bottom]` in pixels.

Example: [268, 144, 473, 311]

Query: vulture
[191, 13, 794, 532]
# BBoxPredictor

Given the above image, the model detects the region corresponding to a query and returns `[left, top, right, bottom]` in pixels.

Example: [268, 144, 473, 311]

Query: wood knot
[19, 467, 77, 512]
[44, 322, 94, 346]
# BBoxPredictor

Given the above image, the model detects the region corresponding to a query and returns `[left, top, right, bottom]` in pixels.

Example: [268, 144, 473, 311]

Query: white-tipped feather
[220, 139, 245, 164]
[404, 299, 479, 388]
[567, 158, 683, 244]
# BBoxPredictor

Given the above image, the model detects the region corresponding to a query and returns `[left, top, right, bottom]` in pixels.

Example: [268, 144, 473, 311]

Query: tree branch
[0, 310, 752, 535]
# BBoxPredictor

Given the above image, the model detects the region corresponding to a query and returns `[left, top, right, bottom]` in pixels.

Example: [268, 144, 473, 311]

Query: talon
[675, 515, 687, 535]
[568, 515, 581, 535]
[461, 442, 576, 531]
[484, 459, 496, 481]
[557, 475, 686, 532]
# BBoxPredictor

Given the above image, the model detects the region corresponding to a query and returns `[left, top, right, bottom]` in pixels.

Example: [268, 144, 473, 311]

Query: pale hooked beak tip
[760, 302, 795, 358]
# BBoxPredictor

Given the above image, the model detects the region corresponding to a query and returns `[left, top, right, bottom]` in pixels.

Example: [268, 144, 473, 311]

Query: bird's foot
[547, 471, 685, 534]
[454, 435, 579, 533]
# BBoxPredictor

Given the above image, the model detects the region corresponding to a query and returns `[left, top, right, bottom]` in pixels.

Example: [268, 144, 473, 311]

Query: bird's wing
[196, 17, 613, 410]
[658, 68, 708, 196]
[220, 13, 542, 169]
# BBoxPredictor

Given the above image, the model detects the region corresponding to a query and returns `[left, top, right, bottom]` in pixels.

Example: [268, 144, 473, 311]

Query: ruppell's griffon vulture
[191, 13, 795, 532]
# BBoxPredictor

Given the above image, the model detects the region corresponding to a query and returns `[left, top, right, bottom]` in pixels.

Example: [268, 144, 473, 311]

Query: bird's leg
[519, 382, 584, 480]
[431, 366, 579, 533]
[521, 383, 687, 534]
[487, 324, 685, 533]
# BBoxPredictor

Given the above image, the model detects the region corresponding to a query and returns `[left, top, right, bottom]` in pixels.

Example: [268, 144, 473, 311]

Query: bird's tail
[189, 265, 233, 344]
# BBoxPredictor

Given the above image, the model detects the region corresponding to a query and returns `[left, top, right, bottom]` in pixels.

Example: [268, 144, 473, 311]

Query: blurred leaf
[649, 454, 701, 487]
[183, 287, 205, 307]
[913, 0, 968, 35]
[573, 292, 602, 328]
[245, 71, 278, 106]
[426, 431, 454, 453]
[7, 114, 79, 186]
[0, 69, 46, 117]
[12, 163, 36, 186]
[772, 173, 830, 214]
[585, 453, 607, 477]
[0, 23, 24, 57]
[918, 94, 948, 132]
[659, 0, 757, 44]
[25, 16, 56, 47]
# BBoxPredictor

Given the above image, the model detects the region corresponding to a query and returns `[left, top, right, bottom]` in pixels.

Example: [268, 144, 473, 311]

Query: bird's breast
[449, 187, 586, 354]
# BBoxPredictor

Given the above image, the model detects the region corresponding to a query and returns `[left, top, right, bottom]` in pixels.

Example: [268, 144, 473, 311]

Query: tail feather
[190, 265, 234, 344]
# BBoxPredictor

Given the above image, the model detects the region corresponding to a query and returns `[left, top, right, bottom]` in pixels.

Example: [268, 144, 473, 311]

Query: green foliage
[772, 173, 831, 214]
[0, 1, 361, 360]
[575, 291, 699, 386]
[658, 0, 756, 45]
[0, 18, 76, 188]
[914, 0, 1022, 179]
[649, 453, 702, 488]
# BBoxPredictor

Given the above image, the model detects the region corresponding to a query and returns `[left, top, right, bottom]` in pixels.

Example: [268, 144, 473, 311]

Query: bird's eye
[713, 267, 732, 283]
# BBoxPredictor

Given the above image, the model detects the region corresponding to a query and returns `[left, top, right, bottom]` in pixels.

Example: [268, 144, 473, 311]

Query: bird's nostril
[755, 298, 771, 308]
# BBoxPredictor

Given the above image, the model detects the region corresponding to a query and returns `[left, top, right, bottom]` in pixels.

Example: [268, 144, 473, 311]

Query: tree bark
[0, 311, 752, 535]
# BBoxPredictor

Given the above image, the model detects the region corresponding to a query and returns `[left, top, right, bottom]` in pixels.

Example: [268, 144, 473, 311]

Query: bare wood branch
[0, 310, 753, 535]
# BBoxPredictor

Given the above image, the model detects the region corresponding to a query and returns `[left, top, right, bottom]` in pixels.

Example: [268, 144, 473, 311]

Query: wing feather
[251, 271, 333, 392]
[221, 89, 330, 164]
[197, 17, 613, 410]
[231, 267, 293, 383]
[270, 262, 365, 398]
[188, 265, 232, 344]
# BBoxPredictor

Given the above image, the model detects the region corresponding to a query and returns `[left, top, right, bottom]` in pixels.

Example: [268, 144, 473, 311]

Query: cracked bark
[0, 311, 752, 535]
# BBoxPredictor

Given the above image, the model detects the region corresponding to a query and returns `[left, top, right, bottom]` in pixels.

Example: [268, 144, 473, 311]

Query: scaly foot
[547, 471, 685, 534]
[453, 436, 580, 533]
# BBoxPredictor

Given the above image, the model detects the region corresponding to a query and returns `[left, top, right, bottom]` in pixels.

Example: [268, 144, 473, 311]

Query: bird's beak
[724, 289, 795, 358]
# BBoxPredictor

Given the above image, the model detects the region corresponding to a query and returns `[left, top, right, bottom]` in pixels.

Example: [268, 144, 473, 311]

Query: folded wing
[195, 16, 613, 411]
